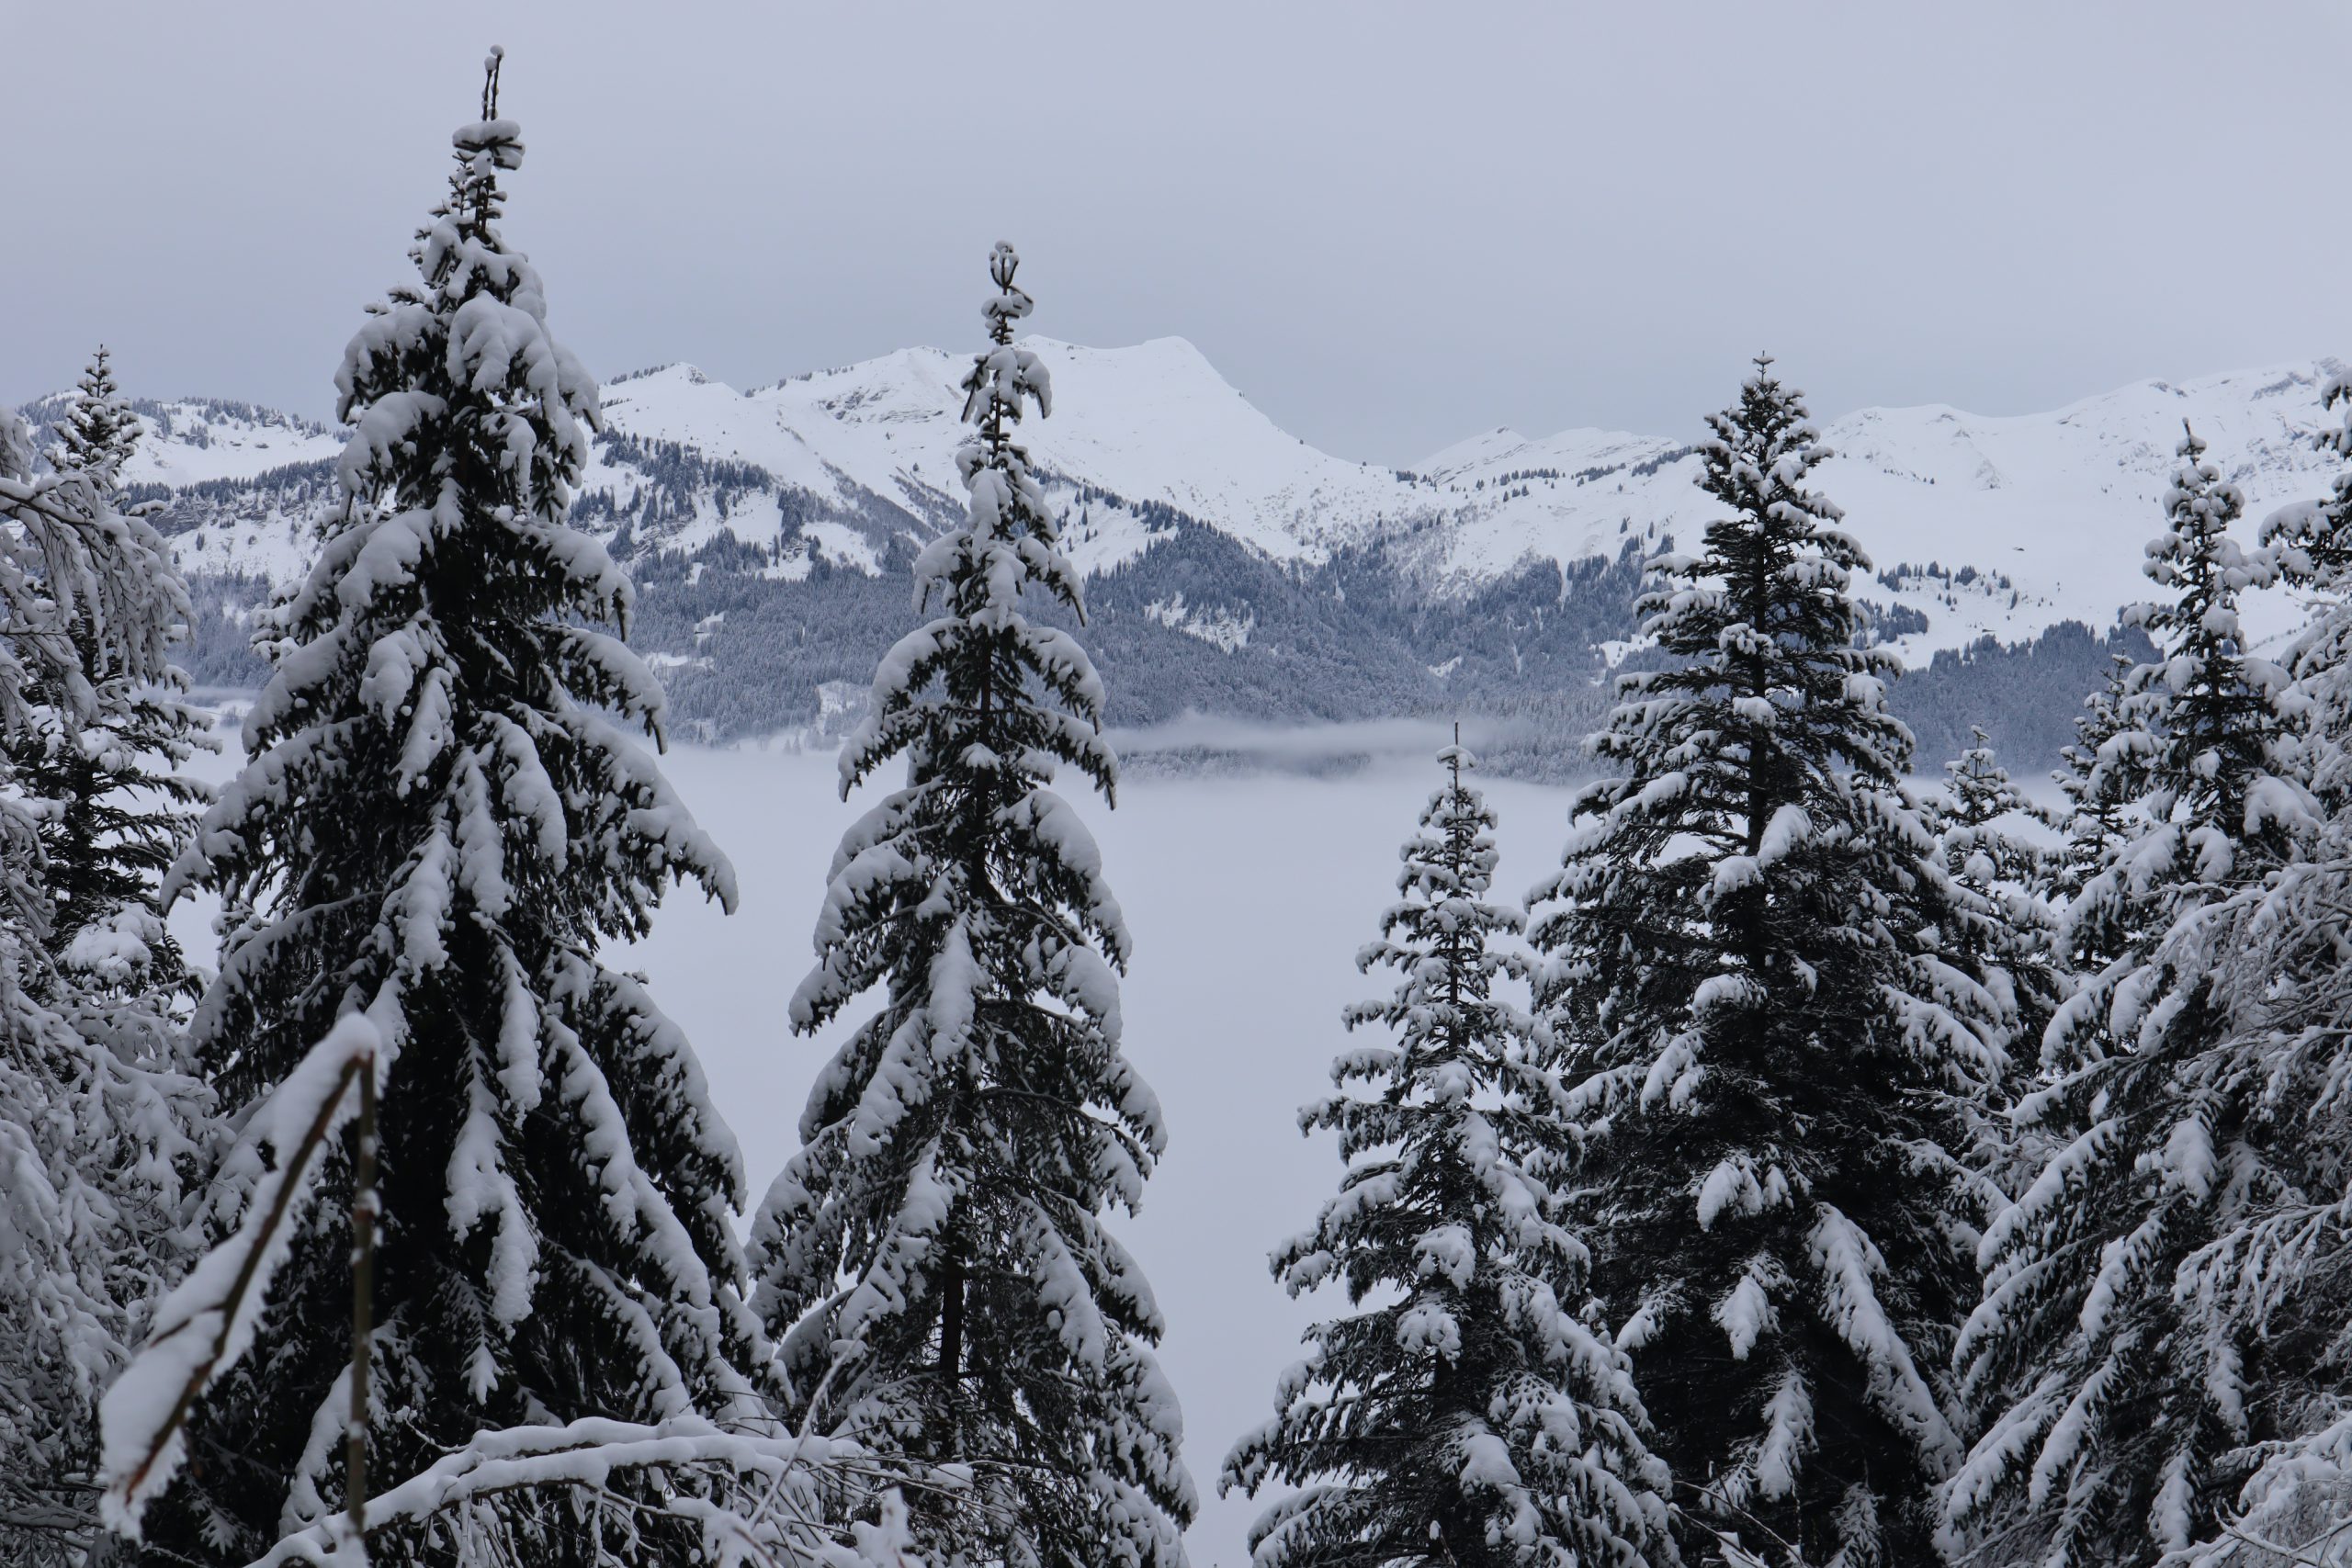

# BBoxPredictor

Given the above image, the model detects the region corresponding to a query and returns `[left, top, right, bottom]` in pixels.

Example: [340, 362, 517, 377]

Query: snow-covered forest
[17, 39, 2352, 1568]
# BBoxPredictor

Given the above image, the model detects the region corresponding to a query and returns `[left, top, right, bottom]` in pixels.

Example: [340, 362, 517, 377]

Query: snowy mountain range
[17, 344, 2345, 770]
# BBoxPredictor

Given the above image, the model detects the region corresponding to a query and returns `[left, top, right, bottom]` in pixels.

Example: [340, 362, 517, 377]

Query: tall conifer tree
[151, 55, 757, 1564]
[0, 408, 207, 1567]
[1948, 426, 2317, 1568]
[13, 347, 213, 987]
[1527, 357, 2005, 1566]
[2132, 373, 2352, 1566]
[2114, 425, 2303, 878]
[750, 245, 1194, 1568]
[6, 355, 215, 1564]
[1223, 741, 1671, 1568]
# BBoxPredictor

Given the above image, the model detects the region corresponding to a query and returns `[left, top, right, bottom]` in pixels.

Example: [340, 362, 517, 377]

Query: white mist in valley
[643, 745, 1586, 1562]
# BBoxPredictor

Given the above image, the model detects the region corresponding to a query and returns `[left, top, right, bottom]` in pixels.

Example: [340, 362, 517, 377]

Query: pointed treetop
[2152, 418, 2250, 562]
[54, 344, 141, 483]
[1438, 722, 1473, 791]
[956, 243, 1052, 443]
[983, 242, 1034, 344]
[453, 48, 522, 178]
[2163, 421, 2242, 534]
[1711, 352, 1829, 472]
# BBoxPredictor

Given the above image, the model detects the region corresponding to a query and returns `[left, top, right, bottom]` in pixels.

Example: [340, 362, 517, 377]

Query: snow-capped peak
[23, 346, 2349, 665]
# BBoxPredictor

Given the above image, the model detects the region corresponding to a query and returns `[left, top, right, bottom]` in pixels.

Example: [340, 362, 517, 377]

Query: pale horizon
[9, 0, 2347, 466]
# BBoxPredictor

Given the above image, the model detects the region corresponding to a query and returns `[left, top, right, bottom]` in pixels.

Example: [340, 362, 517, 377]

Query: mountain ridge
[66, 342, 2342, 649]
[15, 343, 2338, 773]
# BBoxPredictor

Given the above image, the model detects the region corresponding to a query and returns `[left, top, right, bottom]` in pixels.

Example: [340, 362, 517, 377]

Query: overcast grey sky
[7, 1, 2346, 464]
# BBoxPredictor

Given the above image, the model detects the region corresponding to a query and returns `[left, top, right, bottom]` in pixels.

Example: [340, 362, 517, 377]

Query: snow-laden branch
[2154, 1413, 2352, 1568]
[98, 1016, 383, 1537]
[241, 1415, 933, 1568]
[97, 1003, 935, 1566]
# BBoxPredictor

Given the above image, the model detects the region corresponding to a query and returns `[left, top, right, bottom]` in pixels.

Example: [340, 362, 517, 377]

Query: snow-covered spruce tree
[0, 409, 208, 1567]
[13, 348, 214, 1562]
[2110, 423, 2306, 886]
[2068, 817, 2352, 1568]
[1927, 730, 2070, 1201]
[2043, 651, 2146, 974]
[14, 347, 214, 987]
[2139, 392, 2352, 1562]
[749, 246, 1194, 1568]
[146, 56, 759, 1565]
[1945, 424, 2318, 1568]
[1223, 742, 1672, 1568]
[51, 346, 142, 478]
[1526, 357, 2006, 1567]
[1931, 729, 2066, 1081]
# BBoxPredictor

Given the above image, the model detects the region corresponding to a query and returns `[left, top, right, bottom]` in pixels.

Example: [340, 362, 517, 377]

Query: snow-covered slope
[589, 337, 1438, 568]
[767, 337, 1426, 559]
[114, 397, 344, 488]
[1407, 362, 2343, 660]
[627, 339, 2346, 665]
[22, 348, 2346, 668]
[1813, 363, 2337, 657]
